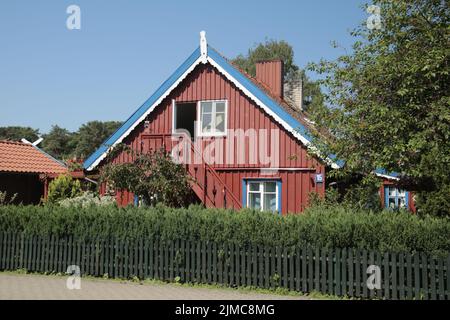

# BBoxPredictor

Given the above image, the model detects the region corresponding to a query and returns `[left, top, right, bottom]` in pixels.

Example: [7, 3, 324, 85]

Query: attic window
[198, 100, 227, 137]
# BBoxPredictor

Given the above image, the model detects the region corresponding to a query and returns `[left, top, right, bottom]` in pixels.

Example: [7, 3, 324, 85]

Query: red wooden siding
[102, 63, 326, 214]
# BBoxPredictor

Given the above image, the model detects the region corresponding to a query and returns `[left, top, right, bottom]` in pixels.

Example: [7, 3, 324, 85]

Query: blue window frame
[384, 186, 409, 210]
[242, 179, 282, 214]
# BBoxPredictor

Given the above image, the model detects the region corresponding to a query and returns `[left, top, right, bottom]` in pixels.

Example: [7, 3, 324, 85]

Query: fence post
[295, 247, 301, 292]
[348, 249, 354, 297]
[265, 246, 270, 289]
[314, 247, 320, 293]
[429, 257, 436, 300]
[398, 253, 405, 299]
[212, 242, 217, 284]
[421, 253, 428, 300]
[320, 248, 326, 294]
[307, 246, 313, 292]
[406, 253, 413, 299]
[334, 248, 341, 296]
[207, 241, 212, 284]
[342, 248, 347, 297]
[282, 247, 288, 289]
[327, 248, 333, 296]
[446, 255, 450, 300]
[362, 250, 368, 299]
[271, 246, 277, 289]
[437, 258, 445, 300]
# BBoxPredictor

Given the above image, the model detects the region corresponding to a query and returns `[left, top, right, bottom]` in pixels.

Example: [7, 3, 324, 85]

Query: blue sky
[0, 0, 368, 133]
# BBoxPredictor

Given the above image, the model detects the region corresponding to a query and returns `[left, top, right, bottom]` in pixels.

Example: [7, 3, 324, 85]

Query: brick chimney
[255, 60, 284, 99]
[284, 76, 303, 111]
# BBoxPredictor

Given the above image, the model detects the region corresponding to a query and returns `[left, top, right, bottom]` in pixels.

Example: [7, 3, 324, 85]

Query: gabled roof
[84, 35, 338, 171]
[0, 140, 68, 174]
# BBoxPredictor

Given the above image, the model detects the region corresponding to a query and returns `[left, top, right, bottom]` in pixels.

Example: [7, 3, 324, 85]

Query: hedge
[0, 204, 449, 257]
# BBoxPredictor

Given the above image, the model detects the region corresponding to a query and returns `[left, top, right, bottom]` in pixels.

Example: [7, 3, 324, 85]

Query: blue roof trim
[375, 168, 400, 178]
[208, 47, 313, 142]
[84, 47, 201, 169]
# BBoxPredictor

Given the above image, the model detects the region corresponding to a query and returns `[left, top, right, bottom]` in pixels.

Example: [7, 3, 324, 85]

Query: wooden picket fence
[0, 232, 448, 300]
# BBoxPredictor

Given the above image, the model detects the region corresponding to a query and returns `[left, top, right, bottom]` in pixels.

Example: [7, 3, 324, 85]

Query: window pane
[388, 198, 396, 208]
[397, 189, 406, 197]
[264, 193, 277, 212]
[249, 193, 261, 210]
[264, 182, 276, 193]
[215, 113, 225, 133]
[388, 187, 396, 197]
[249, 182, 260, 192]
[399, 197, 406, 208]
[202, 113, 212, 133]
[201, 102, 212, 113]
[216, 102, 225, 113]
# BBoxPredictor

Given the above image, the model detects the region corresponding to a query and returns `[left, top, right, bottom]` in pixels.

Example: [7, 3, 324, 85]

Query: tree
[232, 39, 324, 112]
[41, 125, 75, 160]
[308, 0, 450, 216]
[100, 144, 194, 207]
[71, 121, 122, 159]
[233, 39, 299, 82]
[0, 126, 40, 142]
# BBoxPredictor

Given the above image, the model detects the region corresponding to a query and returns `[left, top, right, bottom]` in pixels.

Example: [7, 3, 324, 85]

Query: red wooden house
[84, 32, 413, 214]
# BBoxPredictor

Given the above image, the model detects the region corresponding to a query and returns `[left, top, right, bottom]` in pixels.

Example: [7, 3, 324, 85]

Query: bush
[46, 174, 82, 203]
[100, 144, 193, 207]
[58, 191, 115, 208]
[0, 204, 448, 257]
[415, 184, 450, 218]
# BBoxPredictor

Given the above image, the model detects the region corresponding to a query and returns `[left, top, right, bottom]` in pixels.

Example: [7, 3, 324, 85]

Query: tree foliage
[41, 125, 74, 160]
[308, 0, 450, 216]
[100, 144, 194, 207]
[71, 121, 122, 159]
[233, 39, 299, 81]
[0, 121, 122, 160]
[0, 126, 40, 142]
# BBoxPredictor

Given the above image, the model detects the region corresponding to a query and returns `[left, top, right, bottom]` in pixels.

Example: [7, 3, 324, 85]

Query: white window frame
[385, 186, 408, 210]
[246, 180, 279, 212]
[197, 100, 228, 137]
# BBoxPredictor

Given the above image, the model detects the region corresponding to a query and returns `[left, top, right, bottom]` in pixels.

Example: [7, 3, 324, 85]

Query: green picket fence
[0, 232, 448, 300]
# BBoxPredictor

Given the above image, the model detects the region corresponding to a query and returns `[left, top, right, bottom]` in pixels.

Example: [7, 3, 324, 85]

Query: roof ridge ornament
[200, 30, 207, 63]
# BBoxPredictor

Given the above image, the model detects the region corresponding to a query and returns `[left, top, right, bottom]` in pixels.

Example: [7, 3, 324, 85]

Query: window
[198, 100, 227, 136]
[385, 186, 408, 209]
[246, 180, 280, 212]
[172, 101, 196, 139]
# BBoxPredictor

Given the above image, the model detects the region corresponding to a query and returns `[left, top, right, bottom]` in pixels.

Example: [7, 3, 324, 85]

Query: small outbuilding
[0, 140, 68, 204]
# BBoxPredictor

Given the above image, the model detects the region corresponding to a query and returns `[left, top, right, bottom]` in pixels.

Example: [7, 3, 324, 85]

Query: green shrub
[0, 204, 448, 257]
[46, 174, 82, 203]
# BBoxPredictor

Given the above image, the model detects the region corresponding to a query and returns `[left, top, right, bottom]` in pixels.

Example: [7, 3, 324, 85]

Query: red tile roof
[0, 140, 68, 174]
